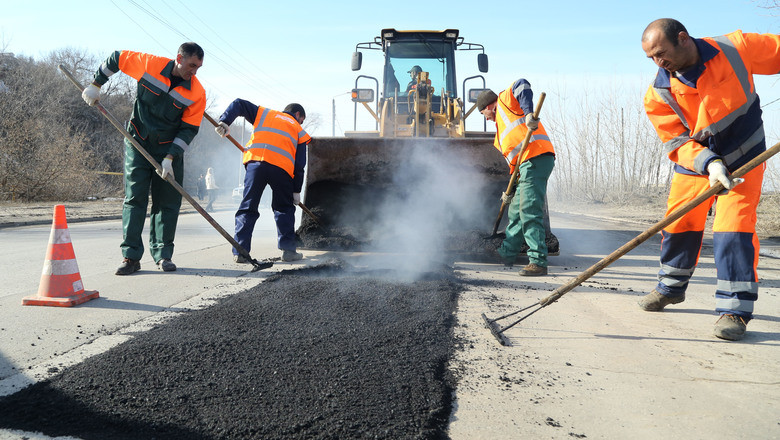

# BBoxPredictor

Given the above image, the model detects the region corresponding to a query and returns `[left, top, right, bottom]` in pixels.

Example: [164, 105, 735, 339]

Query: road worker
[478, 80, 556, 276]
[638, 18, 780, 340]
[82, 42, 206, 275]
[215, 100, 311, 263]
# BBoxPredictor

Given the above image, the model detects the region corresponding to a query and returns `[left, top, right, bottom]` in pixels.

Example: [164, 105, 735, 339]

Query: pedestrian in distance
[638, 18, 780, 340]
[477, 80, 556, 276]
[205, 167, 218, 212]
[81, 42, 206, 275]
[214, 100, 311, 263]
[197, 173, 206, 201]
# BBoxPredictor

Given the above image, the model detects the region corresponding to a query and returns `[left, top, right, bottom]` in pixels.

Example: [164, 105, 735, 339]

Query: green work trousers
[120, 138, 183, 263]
[497, 154, 555, 267]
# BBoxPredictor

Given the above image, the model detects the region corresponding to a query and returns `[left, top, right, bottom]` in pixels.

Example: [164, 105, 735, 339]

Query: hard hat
[408, 65, 422, 74]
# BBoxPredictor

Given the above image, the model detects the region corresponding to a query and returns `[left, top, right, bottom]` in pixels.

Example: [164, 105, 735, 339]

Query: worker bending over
[215, 100, 311, 263]
[639, 18, 780, 340]
[82, 43, 206, 275]
[477, 81, 556, 276]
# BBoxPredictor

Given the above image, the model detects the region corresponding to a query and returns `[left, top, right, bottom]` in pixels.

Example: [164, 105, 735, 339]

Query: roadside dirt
[0, 199, 200, 228]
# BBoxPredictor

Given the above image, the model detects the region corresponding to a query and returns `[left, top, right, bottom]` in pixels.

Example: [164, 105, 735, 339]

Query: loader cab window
[383, 39, 457, 110]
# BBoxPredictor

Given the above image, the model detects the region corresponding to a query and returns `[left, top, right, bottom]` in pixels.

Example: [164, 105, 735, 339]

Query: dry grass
[551, 192, 780, 239]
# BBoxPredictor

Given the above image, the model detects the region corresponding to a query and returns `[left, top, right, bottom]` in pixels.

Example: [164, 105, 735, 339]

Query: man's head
[284, 103, 306, 124]
[641, 18, 698, 73]
[172, 42, 204, 80]
[408, 65, 422, 78]
[477, 89, 498, 122]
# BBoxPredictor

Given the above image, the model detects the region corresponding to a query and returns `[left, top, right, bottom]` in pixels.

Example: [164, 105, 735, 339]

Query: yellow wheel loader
[297, 29, 557, 260]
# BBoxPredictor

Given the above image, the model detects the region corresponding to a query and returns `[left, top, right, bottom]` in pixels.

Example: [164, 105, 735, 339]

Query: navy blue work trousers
[233, 161, 296, 255]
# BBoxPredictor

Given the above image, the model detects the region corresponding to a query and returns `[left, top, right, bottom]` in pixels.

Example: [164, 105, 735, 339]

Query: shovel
[486, 92, 546, 239]
[59, 65, 272, 272]
[202, 113, 323, 226]
[482, 139, 780, 346]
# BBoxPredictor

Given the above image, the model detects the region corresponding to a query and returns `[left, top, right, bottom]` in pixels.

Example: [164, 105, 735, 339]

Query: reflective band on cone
[22, 205, 99, 307]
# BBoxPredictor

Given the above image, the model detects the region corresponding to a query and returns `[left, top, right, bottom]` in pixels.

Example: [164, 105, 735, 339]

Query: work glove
[707, 160, 743, 193]
[81, 83, 101, 106]
[158, 157, 175, 180]
[215, 121, 230, 138]
[293, 193, 301, 206]
[525, 114, 539, 132]
[500, 191, 514, 205]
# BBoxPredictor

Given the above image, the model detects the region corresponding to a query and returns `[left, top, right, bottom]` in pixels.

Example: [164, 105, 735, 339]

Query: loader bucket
[297, 135, 520, 260]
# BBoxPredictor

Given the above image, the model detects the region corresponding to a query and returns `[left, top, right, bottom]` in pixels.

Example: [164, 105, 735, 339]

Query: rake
[483, 139, 780, 345]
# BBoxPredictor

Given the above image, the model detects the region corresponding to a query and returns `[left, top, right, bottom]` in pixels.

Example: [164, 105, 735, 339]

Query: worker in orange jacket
[215, 101, 311, 263]
[478, 80, 556, 276]
[82, 43, 206, 275]
[639, 18, 780, 341]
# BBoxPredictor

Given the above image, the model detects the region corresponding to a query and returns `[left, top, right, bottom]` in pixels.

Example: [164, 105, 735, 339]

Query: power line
[168, 0, 299, 98]
[112, 0, 295, 105]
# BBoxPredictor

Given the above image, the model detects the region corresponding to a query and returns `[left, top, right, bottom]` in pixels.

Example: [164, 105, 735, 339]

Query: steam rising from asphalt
[366, 139, 491, 276]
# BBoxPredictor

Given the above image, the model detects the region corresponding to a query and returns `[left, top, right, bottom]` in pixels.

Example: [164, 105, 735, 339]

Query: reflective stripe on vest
[244, 107, 300, 177]
[495, 88, 553, 170]
[652, 35, 761, 168]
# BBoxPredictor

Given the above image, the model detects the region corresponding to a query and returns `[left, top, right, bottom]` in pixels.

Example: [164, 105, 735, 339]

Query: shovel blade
[251, 260, 274, 272]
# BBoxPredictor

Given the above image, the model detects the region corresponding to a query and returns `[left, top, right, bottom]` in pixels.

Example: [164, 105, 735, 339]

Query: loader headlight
[468, 88, 490, 103]
[351, 88, 374, 103]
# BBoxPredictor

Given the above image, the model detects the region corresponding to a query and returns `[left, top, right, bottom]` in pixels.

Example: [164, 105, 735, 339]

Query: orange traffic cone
[22, 205, 99, 307]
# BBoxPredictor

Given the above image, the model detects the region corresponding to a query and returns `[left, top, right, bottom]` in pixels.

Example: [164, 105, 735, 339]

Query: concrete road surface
[0, 206, 778, 439]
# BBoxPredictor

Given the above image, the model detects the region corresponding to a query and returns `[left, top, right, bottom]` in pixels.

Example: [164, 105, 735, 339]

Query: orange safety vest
[644, 30, 780, 174]
[243, 107, 311, 178]
[494, 86, 555, 174]
[116, 51, 206, 149]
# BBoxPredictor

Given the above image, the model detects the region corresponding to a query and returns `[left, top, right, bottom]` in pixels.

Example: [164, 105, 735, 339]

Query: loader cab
[350, 28, 488, 137]
[380, 30, 459, 114]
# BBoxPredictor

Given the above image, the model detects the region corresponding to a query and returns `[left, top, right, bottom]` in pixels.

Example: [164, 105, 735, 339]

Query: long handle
[202, 113, 323, 225]
[491, 139, 780, 337]
[203, 112, 245, 153]
[59, 65, 269, 271]
[539, 139, 780, 307]
[491, 92, 547, 236]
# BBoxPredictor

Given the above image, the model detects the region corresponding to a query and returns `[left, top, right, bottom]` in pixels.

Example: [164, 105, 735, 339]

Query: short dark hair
[643, 18, 688, 46]
[179, 42, 204, 59]
[284, 103, 306, 119]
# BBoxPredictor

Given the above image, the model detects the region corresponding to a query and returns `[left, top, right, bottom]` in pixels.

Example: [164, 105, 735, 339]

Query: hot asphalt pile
[0, 259, 466, 439]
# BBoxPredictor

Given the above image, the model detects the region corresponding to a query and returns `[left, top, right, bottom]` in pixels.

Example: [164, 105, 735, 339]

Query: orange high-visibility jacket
[94, 50, 206, 156]
[495, 85, 555, 174]
[244, 106, 311, 178]
[644, 31, 780, 174]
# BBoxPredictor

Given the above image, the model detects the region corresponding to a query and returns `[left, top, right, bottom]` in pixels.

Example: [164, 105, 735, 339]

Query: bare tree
[0, 49, 136, 201]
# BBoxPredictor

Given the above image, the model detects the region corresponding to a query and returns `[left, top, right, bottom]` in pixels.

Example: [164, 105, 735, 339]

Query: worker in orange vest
[478, 80, 556, 276]
[639, 18, 780, 341]
[82, 43, 206, 275]
[215, 101, 311, 263]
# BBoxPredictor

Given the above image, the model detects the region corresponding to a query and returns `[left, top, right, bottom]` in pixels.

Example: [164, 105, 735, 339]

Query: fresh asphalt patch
[0, 259, 467, 439]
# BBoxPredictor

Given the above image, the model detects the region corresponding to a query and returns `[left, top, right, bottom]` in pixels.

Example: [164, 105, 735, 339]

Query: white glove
[215, 121, 230, 137]
[500, 191, 514, 205]
[82, 83, 101, 106]
[293, 193, 301, 206]
[158, 157, 175, 180]
[707, 160, 742, 192]
[525, 114, 539, 132]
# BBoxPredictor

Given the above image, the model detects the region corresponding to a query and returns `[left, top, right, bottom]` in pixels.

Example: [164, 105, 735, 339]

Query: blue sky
[2, 0, 779, 136]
